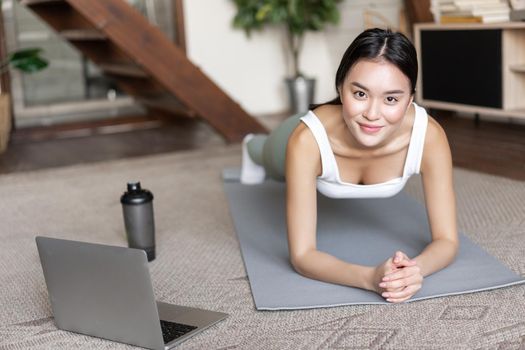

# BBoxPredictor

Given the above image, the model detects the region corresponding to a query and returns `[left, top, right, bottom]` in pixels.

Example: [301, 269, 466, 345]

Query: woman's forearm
[291, 250, 376, 292]
[413, 238, 459, 277]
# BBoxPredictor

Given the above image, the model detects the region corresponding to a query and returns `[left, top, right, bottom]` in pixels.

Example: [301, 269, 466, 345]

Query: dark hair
[314, 28, 417, 107]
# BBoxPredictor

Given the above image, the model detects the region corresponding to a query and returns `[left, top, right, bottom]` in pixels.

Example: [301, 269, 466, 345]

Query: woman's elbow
[290, 255, 304, 274]
[447, 237, 460, 254]
[289, 253, 311, 277]
[451, 239, 460, 259]
[442, 238, 460, 264]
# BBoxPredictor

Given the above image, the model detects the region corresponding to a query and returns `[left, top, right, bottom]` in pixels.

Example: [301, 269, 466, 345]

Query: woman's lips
[358, 122, 384, 134]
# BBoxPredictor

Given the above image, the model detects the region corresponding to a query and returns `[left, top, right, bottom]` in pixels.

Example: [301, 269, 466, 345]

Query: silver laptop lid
[36, 236, 165, 350]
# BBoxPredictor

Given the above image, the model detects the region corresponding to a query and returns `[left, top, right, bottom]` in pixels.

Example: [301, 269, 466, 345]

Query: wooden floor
[0, 115, 225, 174]
[0, 111, 524, 181]
[435, 113, 525, 181]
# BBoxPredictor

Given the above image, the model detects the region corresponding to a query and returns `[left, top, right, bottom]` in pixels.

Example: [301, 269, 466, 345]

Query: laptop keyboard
[160, 320, 197, 344]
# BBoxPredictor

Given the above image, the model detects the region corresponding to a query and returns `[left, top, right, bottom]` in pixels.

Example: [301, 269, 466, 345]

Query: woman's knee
[263, 113, 305, 180]
[246, 134, 267, 166]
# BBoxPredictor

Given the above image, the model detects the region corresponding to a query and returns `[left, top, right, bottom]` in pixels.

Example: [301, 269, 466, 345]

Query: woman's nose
[363, 101, 381, 121]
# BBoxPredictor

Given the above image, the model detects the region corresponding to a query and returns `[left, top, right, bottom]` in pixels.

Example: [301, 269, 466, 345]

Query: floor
[0, 114, 225, 174]
[0, 111, 524, 181]
[436, 113, 525, 181]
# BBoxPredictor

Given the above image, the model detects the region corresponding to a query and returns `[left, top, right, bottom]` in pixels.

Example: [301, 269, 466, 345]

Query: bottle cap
[120, 181, 154, 205]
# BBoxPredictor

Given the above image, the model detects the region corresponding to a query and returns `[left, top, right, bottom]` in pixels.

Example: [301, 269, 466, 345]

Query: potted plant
[0, 48, 48, 153]
[231, 0, 343, 114]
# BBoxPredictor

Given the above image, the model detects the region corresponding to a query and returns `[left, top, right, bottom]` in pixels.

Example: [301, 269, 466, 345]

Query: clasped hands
[373, 251, 423, 303]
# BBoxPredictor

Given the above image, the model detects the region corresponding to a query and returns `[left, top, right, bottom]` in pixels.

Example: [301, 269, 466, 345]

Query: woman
[240, 28, 458, 303]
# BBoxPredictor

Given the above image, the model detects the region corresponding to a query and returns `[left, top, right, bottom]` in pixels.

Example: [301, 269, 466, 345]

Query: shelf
[509, 64, 525, 73]
[416, 24, 525, 120]
[415, 22, 525, 30]
[420, 99, 525, 119]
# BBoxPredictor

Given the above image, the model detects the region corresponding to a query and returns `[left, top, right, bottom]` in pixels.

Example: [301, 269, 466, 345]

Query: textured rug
[0, 145, 524, 349]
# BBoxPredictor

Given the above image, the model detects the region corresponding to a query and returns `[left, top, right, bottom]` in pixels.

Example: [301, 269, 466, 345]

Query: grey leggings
[246, 112, 305, 181]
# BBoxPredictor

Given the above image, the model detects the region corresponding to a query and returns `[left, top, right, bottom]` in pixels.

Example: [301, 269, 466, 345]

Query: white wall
[183, 0, 403, 116]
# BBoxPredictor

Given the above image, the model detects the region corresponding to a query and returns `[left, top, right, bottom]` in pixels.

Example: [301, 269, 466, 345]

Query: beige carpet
[0, 145, 524, 350]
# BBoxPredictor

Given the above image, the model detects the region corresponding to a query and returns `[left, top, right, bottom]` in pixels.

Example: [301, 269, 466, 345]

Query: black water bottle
[120, 182, 156, 261]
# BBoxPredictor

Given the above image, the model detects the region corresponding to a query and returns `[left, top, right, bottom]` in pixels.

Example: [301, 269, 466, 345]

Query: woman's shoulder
[421, 113, 452, 172]
[291, 104, 341, 143]
[288, 118, 317, 150]
[311, 104, 341, 123]
[286, 115, 322, 174]
[287, 110, 325, 157]
[424, 113, 447, 146]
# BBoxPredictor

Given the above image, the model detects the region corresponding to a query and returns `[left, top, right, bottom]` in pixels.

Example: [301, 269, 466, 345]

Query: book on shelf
[435, 0, 511, 23]
[510, 8, 525, 20]
[437, 0, 506, 4]
[440, 15, 483, 22]
[440, 14, 510, 22]
[440, 4, 510, 12]
[441, 8, 510, 16]
[509, 0, 525, 10]
[437, 0, 509, 11]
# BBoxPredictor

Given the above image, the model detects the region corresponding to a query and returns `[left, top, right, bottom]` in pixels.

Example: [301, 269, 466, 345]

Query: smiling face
[338, 58, 414, 149]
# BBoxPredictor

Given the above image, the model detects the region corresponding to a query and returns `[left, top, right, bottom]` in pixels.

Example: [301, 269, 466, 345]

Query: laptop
[35, 236, 228, 350]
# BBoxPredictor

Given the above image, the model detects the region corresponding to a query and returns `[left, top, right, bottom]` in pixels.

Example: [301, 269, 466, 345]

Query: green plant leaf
[270, 5, 288, 23]
[288, 0, 299, 19]
[11, 56, 48, 73]
[7, 47, 48, 73]
[9, 48, 43, 61]
[256, 4, 272, 21]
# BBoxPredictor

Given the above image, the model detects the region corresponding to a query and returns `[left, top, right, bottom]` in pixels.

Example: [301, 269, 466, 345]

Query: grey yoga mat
[223, 169, 525, 310]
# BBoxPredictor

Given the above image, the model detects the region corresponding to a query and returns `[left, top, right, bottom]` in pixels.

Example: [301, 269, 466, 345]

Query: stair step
[60, 29, 106, 41]
[98, 63, 149, 78]
[138, 95, 196, 117]
[20, 0, 64, 6]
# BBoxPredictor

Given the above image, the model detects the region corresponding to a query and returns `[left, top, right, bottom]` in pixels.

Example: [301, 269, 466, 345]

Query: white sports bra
[299, 103, 428, 199]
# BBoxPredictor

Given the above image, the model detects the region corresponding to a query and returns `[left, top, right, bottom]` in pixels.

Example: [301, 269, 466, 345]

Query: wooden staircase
[19, 0, 267, 142]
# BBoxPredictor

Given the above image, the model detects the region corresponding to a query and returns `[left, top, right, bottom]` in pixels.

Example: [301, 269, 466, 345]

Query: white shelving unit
[414, 22, 525, 120]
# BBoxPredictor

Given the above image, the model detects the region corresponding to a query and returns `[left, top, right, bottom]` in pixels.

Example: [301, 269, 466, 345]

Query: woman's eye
[386, 96, 398, 103]
[354, 91, 366, 99]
